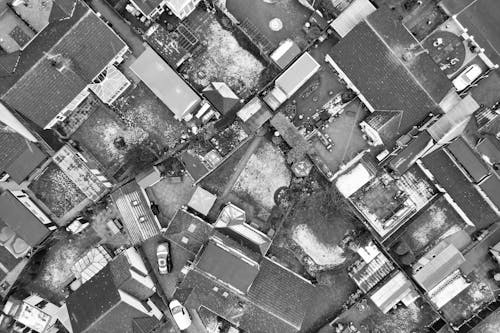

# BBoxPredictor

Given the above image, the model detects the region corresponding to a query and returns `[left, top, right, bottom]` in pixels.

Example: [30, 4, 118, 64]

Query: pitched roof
[477, 134, 500, 166]
[187, 186, 217, 216]
[111, 180, 160, 245]
[329, 8, 452, 147]
[0, 132, 47, 183]
[195, 239, 260, 294]
[66, 266, 158, 333]
[0, 191, 50, 247]
[369, 271, 414, 313]
[421, 147, 498, 229]
[413, 244, 465, 292]
[479, 174, 500, 210]
[247, 258, 314, 330]
[1, 5, 127, 128]
[203, 82, 240, 115]
[446, 137, 490, 183]
[387, 131, 433, 174]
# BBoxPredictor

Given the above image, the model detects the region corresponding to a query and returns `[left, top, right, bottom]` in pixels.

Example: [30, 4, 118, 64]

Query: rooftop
[274, 52, 320, 98]
[329, 7, 452, 147]
[446, 137, 490, 183]
[1, 3, 127, 128]
[479, 174, 500, 211]
[111, 180, 160, 245]
[163, 209, 213, 255]
[0, 132, 47, 183]
[0, 191, 50, 247]
[387, 131, 434, 175]
[130, 47, 201, 120]
[195, 238, 260, 294]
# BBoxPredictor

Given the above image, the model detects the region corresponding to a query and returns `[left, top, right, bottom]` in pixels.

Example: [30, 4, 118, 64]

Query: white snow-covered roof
[330, 0, 376, 37]
[335, 162, 374, 197]
[428, 269, 470, 308]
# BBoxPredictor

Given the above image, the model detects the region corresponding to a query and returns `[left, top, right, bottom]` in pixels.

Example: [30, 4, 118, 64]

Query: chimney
[48, 53, 72, 73]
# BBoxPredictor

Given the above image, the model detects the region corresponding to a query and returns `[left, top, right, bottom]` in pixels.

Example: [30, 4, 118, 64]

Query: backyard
[402, 0, 449, 41]
[179, 7, 274, 99]
[29, 163, 88, 219]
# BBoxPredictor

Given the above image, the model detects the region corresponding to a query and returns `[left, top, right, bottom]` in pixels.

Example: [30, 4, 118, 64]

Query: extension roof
[329, 7, 452, 147]
[203, 82, 240, 115]
[0, 2, 127, 128]
[0, 191, 50, 247]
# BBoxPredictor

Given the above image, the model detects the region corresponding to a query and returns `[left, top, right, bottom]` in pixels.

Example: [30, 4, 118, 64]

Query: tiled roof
[247, 258, 314, 330]
[0, 132, 47, 183]
[1, 5, 127, 128]
[111, 181, 160, 245]
[164, 209, 213, 255]
[329, 8, 451, 147]
[0, 191, 50, 247]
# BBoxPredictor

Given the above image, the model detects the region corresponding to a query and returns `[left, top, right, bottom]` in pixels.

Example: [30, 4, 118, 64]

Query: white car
[169, 299, 192, 330]
[452, 64, 482, 91]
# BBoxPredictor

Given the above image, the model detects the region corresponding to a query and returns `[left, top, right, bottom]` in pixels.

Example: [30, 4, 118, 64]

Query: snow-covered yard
[183, 19, 265, 98]
[292, 224, 345, 266]
[29, 164, 87, 218]
[232, 141, 291, 210]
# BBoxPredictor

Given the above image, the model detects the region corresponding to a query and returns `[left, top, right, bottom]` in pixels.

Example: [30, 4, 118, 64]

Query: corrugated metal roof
[370, 271, 413, 313]
[111, 181, 160, 245]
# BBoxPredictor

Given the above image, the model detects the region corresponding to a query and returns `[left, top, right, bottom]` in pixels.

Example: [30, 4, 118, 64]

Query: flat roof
[196, 240, 259, 294]
[187, 186, 217, 216]
[446, 137, 489, 183]
[275, 52, 320, 97]
[330, 0, 376, 37]
[370, 271, 413, 314]
[130, 47, 201, 120]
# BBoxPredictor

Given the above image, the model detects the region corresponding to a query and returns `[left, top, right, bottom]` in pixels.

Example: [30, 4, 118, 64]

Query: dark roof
[179, 151, 210, 182]
[0, 191, 50, 247]
[196, 240, 260, 294]
[421, 147, 498, 229]
[446, 137, 490, 182]
[131, 317, 158, 333]
[477, 134, 500, 166]
[0, 132, 47, 182]
[111, 181, 160, 245]
[479, 174, 500, 210]
[0, 244, 22, 272]
[203, 82, 240, 115]
[387, 131, 433, 174]
[329, 8, 451, 147]
[0, 51, 20, 77]
[1, 4, 127, 128]
[247, 258, 314, 330]
[164, 209, 213, 255]
[67, 266, 158, 333]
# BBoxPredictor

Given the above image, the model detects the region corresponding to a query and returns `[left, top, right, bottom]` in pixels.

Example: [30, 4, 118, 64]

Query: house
[131, 0, 200, 20]
[130, 47, 201, 120]
[445, 137, 490, 183]
[214, 203, 272, 256]
[203, 82, 240, 116]
[264, 52, 320, 110]
[270, 39, 301, 69]
[0, 131, 47, 184]
[0, 0, 129, 131]
[66, 252, 162, 333]
[0, 294, 73, 333]
[111, 180, 161, 245]
[327, 7, 455, 149]
[177, 235, 314, 332]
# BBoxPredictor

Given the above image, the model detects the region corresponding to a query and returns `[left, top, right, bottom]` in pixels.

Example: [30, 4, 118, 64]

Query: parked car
[169, 299, 192, 330]
[156, 242, 172, 274]
[452, 64, 482, 91]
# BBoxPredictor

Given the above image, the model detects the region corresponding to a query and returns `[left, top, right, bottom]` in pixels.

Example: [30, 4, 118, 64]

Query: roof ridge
[364, 19, 441, 106]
